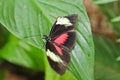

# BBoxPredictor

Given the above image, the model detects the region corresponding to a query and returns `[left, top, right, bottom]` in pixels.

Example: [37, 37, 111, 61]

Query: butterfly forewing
[45, 14, 78, 75]
[49, 14, 78, 38]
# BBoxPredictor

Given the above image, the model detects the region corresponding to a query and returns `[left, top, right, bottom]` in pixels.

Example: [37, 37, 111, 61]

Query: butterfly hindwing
[46, 42, 70, 75]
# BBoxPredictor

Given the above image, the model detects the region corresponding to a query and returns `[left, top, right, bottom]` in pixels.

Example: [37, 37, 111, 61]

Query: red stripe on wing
[54, 33, 68, 55]
[54, 45, 63, 55]
[54, 33, 68, 44]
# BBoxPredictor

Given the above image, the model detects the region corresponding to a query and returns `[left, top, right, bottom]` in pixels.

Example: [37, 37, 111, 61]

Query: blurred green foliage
[93, 0, 120, 80]
[94, 0, 120, 35]
[94, 36, 120, 80]
[111, 16, 120, 22]
[93, 0, 118, 4]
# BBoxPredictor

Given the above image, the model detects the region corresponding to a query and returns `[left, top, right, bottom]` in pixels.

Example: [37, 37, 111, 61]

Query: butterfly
[43, 14, 78, 75]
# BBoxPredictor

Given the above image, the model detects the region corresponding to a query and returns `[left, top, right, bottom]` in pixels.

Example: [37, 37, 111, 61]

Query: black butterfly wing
[49, 14, 78, 39]
[46, 14, 78, 75]
[46, 31, 76, 75]
[46, 41, 70, 75]
[50, 14, 78, 49]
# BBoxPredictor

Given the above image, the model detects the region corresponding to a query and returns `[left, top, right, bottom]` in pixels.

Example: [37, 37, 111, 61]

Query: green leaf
[93, 0, 118, 4]
[0, 35, 45, 70]
[111, 16, 120, 22]
[0, 71, 4, 80]
[94, 36, 120, 80]
[0, 58, 3, 64]
[96, 2, 120, 35]
[0, 59, 4, 80]
[0, 0, 94, 80]
[116, 38, 120, 42]
[0, 35, 77, 79]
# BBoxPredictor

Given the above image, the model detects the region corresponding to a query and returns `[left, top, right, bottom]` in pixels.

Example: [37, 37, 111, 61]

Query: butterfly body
[43, 14, 78, 75]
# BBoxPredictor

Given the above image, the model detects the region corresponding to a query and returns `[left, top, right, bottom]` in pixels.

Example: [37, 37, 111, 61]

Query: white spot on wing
[46, 49, 63, 62]
[56, 17, 72, 26]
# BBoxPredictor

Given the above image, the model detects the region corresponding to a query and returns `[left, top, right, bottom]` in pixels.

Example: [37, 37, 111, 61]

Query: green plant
[0, 0, 94, 80]
[93, 0, 120, 80]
